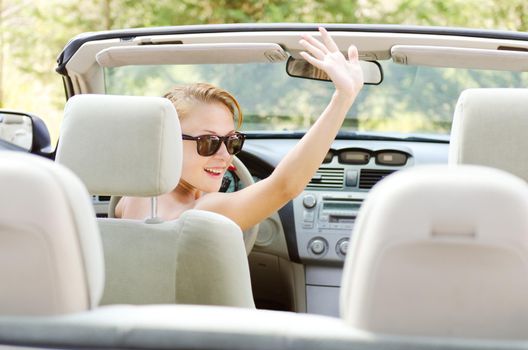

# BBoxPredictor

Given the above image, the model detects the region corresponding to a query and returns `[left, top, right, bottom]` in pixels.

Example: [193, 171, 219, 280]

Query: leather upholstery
[341, 165, 528, 339]
[0, 151, 104, 315]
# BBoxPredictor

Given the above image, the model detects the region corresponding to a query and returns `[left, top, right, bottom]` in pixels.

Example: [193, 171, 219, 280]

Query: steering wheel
[230, 156, 259, 254]
[107, 155, 258, 255]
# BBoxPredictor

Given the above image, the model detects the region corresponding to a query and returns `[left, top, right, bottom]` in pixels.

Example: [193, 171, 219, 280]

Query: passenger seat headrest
[341, 165, 528, 339]
[0, 151, 104, 315]
[449, 88, 528, 182]
[56, 94, 182, 196]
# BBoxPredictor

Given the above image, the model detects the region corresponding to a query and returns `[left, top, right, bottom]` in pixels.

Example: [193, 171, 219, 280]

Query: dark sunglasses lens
[197, 136, 221, 156]
[226, 134, 245, 155]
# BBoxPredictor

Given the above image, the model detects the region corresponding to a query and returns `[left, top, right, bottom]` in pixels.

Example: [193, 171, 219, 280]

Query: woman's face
[179, 102, 235, 193]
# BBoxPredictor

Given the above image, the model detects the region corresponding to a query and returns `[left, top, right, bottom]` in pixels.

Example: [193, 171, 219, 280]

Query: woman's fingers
[299, 51, 322, 70]
[299, 38, 325, 60]
[348, 44, 359, 62]
[302, 33, 329, 55]
[319, 27, 339, 53]
[301, 28, 350, 65]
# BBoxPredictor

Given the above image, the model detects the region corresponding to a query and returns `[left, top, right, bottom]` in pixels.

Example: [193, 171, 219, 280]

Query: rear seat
[340, 164, 528, 339]
[0, 151, 104, 315]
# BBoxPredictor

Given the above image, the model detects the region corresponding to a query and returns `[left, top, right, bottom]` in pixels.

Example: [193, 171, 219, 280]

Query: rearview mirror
[286, 57, 383, 85]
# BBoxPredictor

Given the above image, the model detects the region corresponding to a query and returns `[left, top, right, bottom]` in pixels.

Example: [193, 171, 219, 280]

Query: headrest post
[145, 196, 162, 224]
[151, 196, 157, 219]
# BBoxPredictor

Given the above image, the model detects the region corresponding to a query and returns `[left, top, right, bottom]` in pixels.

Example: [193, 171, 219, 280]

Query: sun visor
[96, 43, 289, 68]
[391, 45, 528, 71]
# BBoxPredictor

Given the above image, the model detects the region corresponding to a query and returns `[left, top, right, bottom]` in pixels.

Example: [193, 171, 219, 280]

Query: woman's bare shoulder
[193, 191, 227, 209]
[117, 192, 227, 221]
[117, 196, 152, 220]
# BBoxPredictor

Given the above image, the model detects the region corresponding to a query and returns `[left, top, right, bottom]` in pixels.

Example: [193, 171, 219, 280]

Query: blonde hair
[163, 83, 243, 129]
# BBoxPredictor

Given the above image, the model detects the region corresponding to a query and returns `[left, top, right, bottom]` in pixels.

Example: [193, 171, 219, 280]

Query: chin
[198, 180, 222, 194]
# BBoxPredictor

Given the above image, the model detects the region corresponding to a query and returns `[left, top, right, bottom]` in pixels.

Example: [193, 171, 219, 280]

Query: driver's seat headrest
[56, 94, 183, 197]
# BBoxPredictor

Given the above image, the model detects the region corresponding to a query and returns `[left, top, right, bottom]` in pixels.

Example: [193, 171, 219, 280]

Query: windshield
[104, 61, 527, 136]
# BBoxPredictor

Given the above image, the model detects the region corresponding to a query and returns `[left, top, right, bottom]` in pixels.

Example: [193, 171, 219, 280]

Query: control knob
[338, 240, 349, 255]
[310, 239, 327, 255]
[303, 194, 317, 209]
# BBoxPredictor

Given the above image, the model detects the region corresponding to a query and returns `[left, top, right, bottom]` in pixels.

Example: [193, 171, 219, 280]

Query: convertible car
[1, 23, 528, 349]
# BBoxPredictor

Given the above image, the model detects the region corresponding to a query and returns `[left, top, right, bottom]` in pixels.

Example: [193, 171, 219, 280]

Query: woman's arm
[115, 197, 124, 218]
[195, 27, 364, 230]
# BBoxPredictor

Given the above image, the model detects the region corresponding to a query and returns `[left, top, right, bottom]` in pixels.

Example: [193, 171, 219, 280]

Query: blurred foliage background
[0, 0, 527, 143]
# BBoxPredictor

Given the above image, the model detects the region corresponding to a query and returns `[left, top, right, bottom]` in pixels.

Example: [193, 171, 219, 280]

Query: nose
[214, 141, 231, 159]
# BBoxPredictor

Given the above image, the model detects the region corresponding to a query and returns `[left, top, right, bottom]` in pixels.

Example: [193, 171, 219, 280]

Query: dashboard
[240, 137, 448, 262]
[238, 137, 449, 316]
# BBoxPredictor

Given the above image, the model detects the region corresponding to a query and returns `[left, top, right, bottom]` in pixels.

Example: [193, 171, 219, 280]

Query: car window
[104, 61, 528, 136]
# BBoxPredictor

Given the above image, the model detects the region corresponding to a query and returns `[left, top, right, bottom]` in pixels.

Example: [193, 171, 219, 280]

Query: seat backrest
[55, 94, 254, 308]
[100, 210, 254, 307]
[0, 151, 104, 315]
[340, 165, 528, 339]
[449, 88, 528, 181]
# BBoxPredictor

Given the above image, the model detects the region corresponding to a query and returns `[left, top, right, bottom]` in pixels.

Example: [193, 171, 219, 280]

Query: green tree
[2, 0, 528, 143]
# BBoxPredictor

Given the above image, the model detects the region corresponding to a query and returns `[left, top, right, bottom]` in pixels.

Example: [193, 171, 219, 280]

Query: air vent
[307, 167, 344, 189]
[92, 195, 111, 203]
[359, 169, 395, 189]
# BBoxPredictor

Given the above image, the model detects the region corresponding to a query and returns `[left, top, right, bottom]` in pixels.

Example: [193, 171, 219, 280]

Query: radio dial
[303, 194, 317, 209]
[310, 239, 327, 255]
[338, 240, 349, 255]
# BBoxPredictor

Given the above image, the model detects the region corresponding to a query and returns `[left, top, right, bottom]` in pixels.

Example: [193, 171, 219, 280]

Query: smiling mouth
[204, 168, 223, 176]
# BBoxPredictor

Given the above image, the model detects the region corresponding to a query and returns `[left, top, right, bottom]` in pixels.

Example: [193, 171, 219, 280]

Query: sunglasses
[182, 132, 246, 157]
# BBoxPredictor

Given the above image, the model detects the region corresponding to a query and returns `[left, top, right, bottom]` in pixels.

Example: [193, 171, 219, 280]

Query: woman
[116, 27, 364, 230]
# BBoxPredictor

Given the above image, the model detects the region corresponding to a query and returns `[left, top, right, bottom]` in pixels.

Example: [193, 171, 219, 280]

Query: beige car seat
[0, 151, 104, 315]
[106, 154, 259, 255]
[340, 165, 528, 339]
[449, 88, 528, 181]
[55, 94, 254, 308]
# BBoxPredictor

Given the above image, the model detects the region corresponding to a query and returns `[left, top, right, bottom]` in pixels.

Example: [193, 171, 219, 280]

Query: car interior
[1, 24, 528, 349]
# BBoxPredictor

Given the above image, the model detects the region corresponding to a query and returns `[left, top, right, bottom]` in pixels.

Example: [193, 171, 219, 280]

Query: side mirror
[286, 57, 383, 85]
[0, 111, 51, 154]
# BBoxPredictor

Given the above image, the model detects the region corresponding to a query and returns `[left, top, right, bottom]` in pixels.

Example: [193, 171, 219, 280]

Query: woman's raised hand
[190, 28, 366, 232]
[299, 27, 364, 99]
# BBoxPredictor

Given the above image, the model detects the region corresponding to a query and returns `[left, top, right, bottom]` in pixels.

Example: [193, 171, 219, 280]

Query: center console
[293, 190, 366, 316]
[291, 146, 413, 316]
[293, 191, 367, 264]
